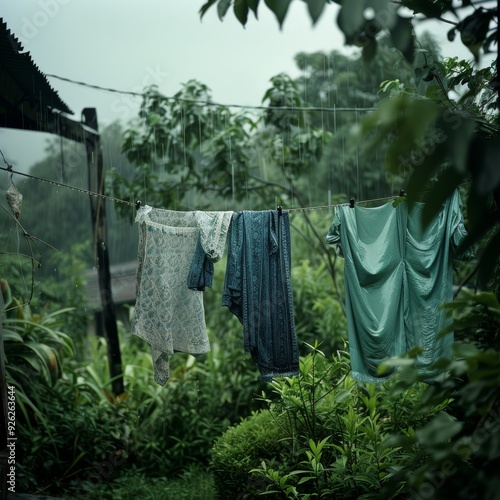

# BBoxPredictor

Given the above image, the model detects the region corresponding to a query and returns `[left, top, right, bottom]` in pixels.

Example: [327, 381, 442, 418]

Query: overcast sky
[0, 0, 479, 171]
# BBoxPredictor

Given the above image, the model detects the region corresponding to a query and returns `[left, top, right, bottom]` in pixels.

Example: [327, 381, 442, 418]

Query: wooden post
[83, 108, 124, 396]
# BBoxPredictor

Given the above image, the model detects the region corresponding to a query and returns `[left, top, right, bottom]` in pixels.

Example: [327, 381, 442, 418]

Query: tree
[290, 36, 418, 202]
[197, 4, 500, 497]
[109, 41, 423, 287]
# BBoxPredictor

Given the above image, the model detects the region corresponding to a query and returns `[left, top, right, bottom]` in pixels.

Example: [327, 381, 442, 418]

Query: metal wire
[0, 165, 135, 207]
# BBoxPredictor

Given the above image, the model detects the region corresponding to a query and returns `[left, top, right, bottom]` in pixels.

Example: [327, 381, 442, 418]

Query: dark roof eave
[0, 17, 74, 129]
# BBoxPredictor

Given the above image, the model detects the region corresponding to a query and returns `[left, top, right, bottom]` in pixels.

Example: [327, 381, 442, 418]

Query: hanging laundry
[223, 210, 299, 381]
[132, 206, 233, 385]
[326, 190, 473, 383]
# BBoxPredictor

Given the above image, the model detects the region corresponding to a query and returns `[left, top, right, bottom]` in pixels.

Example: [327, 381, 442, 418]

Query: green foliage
[5, 248, 265, 495]
[290, 39, 419, 205]
[95, 465, 216, 500]
[17, 377, 130, 495]
[36, 242, 93, 359]
[0, 296, 128, 496]
[212, 345, 438, 498]
[124, 342, 263, 476]
[376, 290, 500, 499]
[200, 1, 497, 64]
[73, 298, 264, 479]
[357, 55, 498, 291]
[291, 258, 346, 358]
[2, 290, 74, 426]
[110, 75, 332, 217]
[111, 81, 253, 214]
[210, 410, 288, 499]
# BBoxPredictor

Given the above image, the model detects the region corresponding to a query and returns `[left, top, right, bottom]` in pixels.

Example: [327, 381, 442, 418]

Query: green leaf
[353, 472, 381, 488]
[264, 0, 292, 28]
[424, 85, 443, 98]
[3, 329, 24, 342]
[402, 0, 448, 18]
[199, 0, 218, 19]
[390, 15, 414, 63]
[217, 0, 232, 20]
[458, 9, 494, 61]
[416, 411, 463, 446]
[307, 0, 327, 25]
[234, 0, 249, 25]
[247, 0, 260, 17]
[362, 39, 377, 64]
[470, 292, 500, 309]
[298, 476, 316, 484]
[337, 0, 366, 38]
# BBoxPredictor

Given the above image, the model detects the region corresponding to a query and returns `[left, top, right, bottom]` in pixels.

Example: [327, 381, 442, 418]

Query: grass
[76, 465, 216, 500]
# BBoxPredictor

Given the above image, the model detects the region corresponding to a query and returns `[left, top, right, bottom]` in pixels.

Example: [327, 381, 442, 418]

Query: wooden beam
[83, 107, 124, 396]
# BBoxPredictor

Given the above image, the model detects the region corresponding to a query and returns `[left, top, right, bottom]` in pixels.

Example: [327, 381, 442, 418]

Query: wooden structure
[85, 260, 137, 335]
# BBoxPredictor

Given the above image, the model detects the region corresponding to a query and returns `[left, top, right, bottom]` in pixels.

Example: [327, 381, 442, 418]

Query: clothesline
[0, 164, 397, 213]
[45, 73, 376, 114]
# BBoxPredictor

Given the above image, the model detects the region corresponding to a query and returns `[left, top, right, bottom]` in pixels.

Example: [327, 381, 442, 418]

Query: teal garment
[326, 191, 472, 383]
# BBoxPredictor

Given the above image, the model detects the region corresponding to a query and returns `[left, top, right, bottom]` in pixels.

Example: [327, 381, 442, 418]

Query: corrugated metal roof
[0, 17, 73, 132]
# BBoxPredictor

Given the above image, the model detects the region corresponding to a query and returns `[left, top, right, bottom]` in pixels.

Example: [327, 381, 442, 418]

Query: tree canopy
[199, 0, 499, 291]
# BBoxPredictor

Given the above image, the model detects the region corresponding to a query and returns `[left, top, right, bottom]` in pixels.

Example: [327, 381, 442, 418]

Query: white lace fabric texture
[132, 205, 233, 384]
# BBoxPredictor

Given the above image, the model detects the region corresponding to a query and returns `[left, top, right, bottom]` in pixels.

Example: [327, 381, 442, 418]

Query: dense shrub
[210, 410, 289, 499]
[212, 345, 441, 499]
[17, 381, 130, 495]
[382, 290, 500, 499]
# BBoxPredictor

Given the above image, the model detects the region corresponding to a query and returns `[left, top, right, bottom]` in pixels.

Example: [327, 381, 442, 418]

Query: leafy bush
[121, 329, 264, 475]
[212, 345, 442, 499]
[4, 265, 265, 495]
[210, 410, 289, 499]
[0, 287, 128, 495]
[1, 280, 74, 425]
[17, 379, 130, 495]
[381, 290, 500, 499]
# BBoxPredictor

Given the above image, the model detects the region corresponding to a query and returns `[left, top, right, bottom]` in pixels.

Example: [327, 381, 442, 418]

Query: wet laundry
[131, 205, 232, 385]
[223, 209, 300, 381]
[326, 190, 473, 382]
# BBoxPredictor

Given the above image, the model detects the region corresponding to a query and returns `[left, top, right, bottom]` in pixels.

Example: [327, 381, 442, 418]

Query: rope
[0, 165, 399, 212]
[0, 165, 135, 207]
